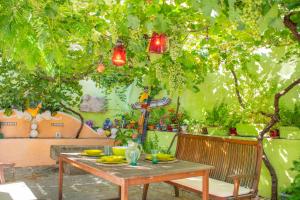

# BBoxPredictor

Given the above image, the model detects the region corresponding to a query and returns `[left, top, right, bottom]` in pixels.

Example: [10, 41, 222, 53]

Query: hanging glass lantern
[149, 32, 167, 54]
[112, 40, 126, 66]
[97, 63, 105, 73]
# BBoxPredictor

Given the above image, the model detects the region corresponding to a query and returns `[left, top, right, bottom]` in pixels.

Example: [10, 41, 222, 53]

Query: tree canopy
[0, 0, 299, 111]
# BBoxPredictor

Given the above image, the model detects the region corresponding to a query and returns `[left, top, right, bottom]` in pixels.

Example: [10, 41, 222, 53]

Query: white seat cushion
[170, 177, 251, 198]
[0, 182, 37, 200]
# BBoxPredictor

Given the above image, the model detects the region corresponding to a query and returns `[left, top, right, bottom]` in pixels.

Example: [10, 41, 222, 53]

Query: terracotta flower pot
[148, 125, 155, 130]
[229, 128, 238, 136]
[270, 129, 280, 138]
[167, 125, 173, 132]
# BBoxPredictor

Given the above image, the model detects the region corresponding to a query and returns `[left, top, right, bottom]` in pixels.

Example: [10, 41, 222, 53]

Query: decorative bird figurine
[139, 87, 149, 103]
[26, 103, 42, 117]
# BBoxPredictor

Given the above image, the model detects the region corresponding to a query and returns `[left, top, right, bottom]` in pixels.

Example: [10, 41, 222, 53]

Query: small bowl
[84, 149, 102, 156]
[112, 146, 127, 156]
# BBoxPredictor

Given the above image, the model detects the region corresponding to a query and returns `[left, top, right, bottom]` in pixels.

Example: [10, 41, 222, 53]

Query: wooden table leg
[118, 186, 121, 199]
[0, 166, 4, 184]
[202, 170, 209, 200]
[120, 183, 128, 200]
[58, 157, 64, 200]
[142, 184, 149, 200]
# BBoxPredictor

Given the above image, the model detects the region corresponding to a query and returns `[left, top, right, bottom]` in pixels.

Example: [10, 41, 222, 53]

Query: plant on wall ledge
[280, 103, 300, 129]
[281, 157, 300, 199]
[206, 102, 230, 128]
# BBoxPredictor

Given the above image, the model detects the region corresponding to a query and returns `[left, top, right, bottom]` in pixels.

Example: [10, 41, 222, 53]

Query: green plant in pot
[147, 117, 156, 130]
[115, 129, 136, 146]
[225, 113, 241, 136]
[206, 102, 229, 128]
[281, 157, 300, 199]
[280, 103, 300, 129]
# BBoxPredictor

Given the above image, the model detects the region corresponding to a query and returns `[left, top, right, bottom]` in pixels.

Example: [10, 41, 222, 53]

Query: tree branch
[256, 78, 299, 200]
[230, 69, 245, 109]
[230, 68, 275, 118]
[167, 96, 181, 153]
[60, 102, 84, 139]
[258, 78, 300, 140]
[36, 63, 97, 83]
[284, 12, 300, 42]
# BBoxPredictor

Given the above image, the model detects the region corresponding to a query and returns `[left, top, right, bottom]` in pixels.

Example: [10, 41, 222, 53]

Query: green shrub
[280, 103, 300, 128]
[283, 157, 300, 199]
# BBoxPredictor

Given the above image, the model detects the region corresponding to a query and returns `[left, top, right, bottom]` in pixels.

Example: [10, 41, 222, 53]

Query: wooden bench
[143, 134, 262, 199]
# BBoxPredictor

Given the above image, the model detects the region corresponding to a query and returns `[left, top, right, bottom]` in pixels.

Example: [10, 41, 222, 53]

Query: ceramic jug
[125, 141, 141, 166]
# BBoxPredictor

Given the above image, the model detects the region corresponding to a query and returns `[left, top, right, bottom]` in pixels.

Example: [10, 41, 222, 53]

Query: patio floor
[4, 166, 199, 200]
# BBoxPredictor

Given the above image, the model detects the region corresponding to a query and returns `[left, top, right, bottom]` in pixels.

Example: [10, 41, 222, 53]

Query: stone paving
[4, 166, 199, 200]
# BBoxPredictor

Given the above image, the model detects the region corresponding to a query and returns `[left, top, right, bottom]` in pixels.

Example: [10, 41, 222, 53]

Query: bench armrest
[227, 174, 255, 199]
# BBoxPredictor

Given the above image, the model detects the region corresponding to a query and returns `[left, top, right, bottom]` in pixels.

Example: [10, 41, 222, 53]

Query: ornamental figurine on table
[131, 86, 171, 144]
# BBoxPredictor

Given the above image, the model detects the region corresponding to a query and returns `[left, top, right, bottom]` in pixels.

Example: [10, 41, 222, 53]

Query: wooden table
[58, 153, 213, 200]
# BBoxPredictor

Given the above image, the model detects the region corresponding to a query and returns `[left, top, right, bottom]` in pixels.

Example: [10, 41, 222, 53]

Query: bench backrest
[175, 134, 262, 191]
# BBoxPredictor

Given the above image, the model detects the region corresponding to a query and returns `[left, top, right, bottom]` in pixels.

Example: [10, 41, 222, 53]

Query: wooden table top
[60, 153, 214, 180]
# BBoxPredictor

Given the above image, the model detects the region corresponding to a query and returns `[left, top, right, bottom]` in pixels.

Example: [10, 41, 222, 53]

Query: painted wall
[0, 111, 105, 138]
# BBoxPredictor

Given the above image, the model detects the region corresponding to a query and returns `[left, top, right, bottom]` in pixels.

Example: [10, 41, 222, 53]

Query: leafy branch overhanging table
[58, 153, 214, 200]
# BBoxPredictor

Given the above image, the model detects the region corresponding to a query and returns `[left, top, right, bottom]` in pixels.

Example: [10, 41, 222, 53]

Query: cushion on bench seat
[0, 182, 37, 200]
[170, 177, 251, 198]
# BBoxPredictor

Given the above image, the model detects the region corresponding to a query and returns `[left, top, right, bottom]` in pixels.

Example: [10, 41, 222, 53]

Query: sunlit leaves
[258, 3, 279, 33]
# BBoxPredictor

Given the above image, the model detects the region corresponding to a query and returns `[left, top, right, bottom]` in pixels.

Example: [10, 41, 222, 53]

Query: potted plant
[115, 129, 136, 146]
[269, 128, 280, 139]
[279, 103, 300, 139]
[206, 103, 230, 136]
[280, 157, 300, 199]
[226, 114, 241, 136]
[147, 117, 156, 130]
[127, 120, 136, 129]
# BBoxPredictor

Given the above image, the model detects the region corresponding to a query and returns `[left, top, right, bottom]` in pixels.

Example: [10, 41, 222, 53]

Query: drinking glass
[151, 149, 159, 164]
[104, 146, 112, 156]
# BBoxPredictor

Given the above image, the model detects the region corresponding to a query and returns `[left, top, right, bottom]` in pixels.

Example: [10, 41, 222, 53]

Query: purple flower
[85, 120, 94, 128]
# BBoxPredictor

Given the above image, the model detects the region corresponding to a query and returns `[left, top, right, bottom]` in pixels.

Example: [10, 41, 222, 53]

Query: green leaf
[145, 21, 154, 33]
[201, 0, 219, 18]
[44, 3, 58, 18]
[258, 3, 279, 33]
[228, 0, 239, 20]
[291, 12, 300, 24]
[286, 2, 300, 10]
[153, 14, 170, 33]
[127, 15, 140, 29]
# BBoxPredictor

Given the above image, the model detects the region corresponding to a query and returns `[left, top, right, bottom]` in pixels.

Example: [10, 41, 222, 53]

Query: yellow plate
[81, 152, 104, 157]
[97, 155, 126, 163]
[96, 160, 127, 164]
[146, 154, 175, 161]
[81, 149, 103, 157]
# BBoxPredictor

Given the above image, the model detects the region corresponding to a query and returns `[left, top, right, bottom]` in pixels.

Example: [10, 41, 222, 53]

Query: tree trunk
[284, 12, 300, 42]
[231, 70, 300, 199]
[262, 149, 278, 199]
[60, 102, 84, 139]
[167, 96, 181, 153]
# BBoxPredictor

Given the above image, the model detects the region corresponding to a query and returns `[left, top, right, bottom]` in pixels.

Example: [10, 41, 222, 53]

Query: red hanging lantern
[112, 40, 126, 66]
[149, 32, 167, 54]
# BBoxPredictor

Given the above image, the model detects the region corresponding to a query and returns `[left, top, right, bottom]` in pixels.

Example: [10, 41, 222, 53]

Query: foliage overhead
[0, 0, 299, 113]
